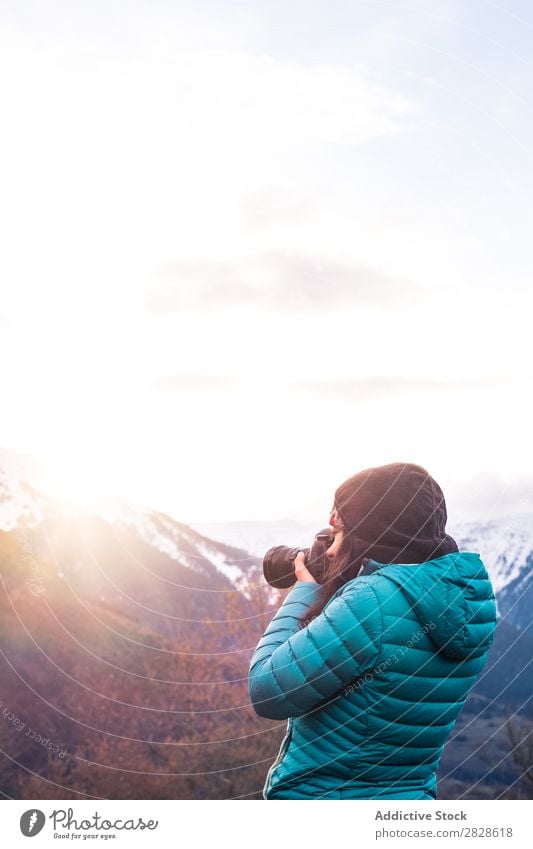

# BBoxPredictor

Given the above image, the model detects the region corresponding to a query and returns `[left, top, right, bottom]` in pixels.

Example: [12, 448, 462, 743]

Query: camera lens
[263, 545, 303, 589]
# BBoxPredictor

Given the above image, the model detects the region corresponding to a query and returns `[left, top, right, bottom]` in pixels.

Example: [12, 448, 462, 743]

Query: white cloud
[147, 253, 416, 314]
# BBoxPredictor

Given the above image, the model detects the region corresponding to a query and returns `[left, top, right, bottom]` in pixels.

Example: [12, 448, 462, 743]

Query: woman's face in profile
[326, 528, 344, 562]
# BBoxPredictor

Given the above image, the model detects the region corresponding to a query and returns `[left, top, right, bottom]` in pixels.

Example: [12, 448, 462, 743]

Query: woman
[248, 462, 497, 800]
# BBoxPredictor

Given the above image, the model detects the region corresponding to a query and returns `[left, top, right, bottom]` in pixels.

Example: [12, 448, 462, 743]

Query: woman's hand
[294, 550, 318, 583]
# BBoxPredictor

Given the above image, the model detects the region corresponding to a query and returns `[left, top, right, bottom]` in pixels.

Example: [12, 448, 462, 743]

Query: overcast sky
[0, 0, 532, 524]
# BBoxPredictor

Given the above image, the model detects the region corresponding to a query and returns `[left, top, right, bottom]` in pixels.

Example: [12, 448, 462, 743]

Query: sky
[0, 0, 532, 524]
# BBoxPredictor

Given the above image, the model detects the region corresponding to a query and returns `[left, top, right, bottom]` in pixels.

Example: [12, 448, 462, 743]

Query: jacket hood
[363, 552, 497, 660]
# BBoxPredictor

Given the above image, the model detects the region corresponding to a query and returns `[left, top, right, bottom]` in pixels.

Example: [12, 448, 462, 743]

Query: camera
[263, 528, 334, 589]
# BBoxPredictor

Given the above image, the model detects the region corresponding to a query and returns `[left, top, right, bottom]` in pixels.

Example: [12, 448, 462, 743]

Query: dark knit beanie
[333, 462, 458, 565]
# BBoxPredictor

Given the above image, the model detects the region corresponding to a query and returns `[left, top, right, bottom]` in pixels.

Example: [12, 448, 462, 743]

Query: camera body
[263, 528, 334, 589]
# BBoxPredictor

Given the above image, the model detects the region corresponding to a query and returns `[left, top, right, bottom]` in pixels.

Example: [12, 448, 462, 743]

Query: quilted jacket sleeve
[248, 578, 383, 720]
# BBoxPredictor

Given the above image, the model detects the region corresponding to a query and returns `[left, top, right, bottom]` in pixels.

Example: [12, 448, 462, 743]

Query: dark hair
[303, 532, 369, 624]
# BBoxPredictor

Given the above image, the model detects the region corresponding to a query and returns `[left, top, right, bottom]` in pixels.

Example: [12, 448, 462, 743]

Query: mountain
[0, 524, 275, 800]
[0, 464, 273, 610]
[0, 466, 44, 530]
[0, 457, 283, 800]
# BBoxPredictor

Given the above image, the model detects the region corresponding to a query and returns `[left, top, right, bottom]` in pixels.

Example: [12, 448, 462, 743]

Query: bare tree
[502, 713, 533, 798]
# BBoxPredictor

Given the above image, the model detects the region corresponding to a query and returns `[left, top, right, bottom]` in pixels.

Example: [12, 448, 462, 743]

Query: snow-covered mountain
[0, 467, 44, 529]
[451, 515, 532, 593]
[0, 460, 269, 619]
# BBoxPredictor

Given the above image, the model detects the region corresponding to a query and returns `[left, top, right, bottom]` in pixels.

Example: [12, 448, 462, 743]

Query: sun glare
[39, 450, 122, 511]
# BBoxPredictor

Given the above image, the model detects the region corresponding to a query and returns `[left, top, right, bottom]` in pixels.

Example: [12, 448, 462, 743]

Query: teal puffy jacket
[248, 552, 497, 800]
